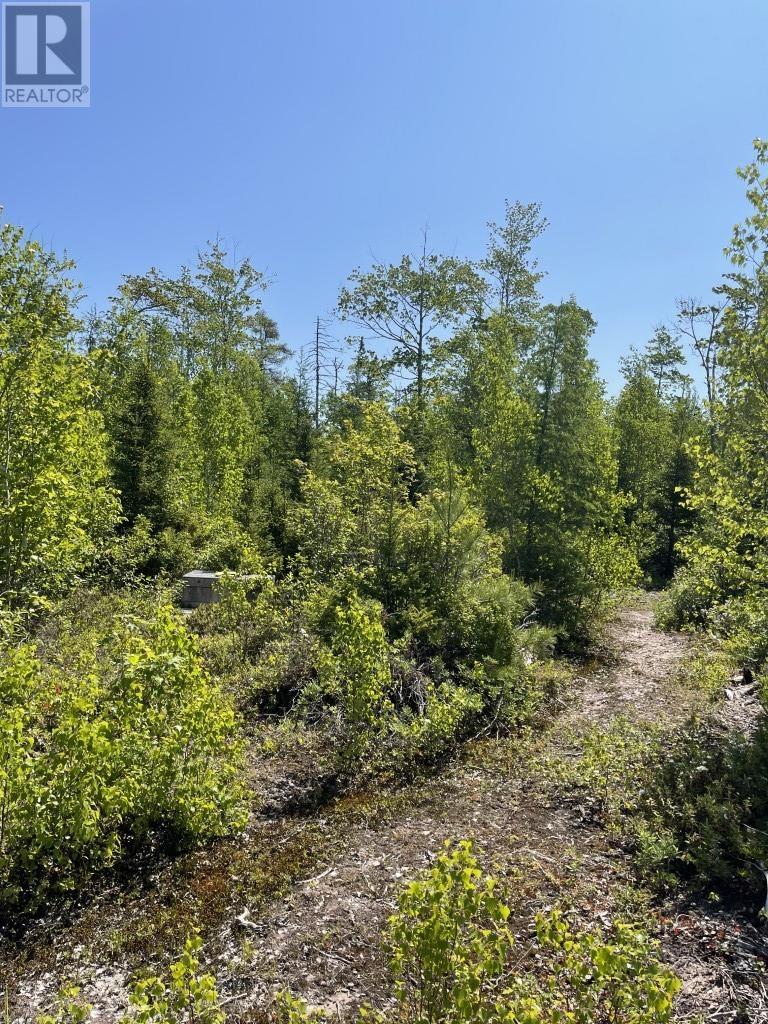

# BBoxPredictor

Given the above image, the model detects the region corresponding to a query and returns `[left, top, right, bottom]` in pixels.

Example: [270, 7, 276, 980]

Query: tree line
[0, 196, 705, 639]
[2, 142, 767, 913]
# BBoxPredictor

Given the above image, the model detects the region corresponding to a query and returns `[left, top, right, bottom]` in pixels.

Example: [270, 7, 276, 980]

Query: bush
[657, 558, 768, 667]
[36, 986, 93, 1024]
[555, 716, 768, 890]
[390, 682, 483, 769]
[654, 564, 716, 632]
[388, 840, 514, 1023]
[531, 907, 679, 1024]
[299, 592, 394, 770]
[0, 604, 246, 908]
[122, 933, 224, 1024]
[276, 840, 679, 1024]
[186, 561, 562, 783]
[40, 845, 678, 1024]
[92, 514, 268, 591]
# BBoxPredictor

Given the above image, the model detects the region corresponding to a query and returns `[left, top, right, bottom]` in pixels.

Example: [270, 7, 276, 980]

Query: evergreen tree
[111, 359, 176, 530]
[518, 301, 637, 636]
[613, 334, 698, 581]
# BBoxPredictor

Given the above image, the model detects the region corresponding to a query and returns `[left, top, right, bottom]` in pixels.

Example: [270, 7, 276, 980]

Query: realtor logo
[2, 2, 89, 106]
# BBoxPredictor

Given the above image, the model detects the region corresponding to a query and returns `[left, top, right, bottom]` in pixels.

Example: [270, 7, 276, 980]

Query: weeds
[274, 840, 679, 1024]
[551, 715, 768, 892]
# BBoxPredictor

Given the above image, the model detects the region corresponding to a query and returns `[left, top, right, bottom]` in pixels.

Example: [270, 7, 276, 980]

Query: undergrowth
[549, 715, 768, 893]
[39, 842, 680, 1024]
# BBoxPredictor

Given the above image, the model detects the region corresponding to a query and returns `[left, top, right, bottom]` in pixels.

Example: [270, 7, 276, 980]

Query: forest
[2, 141, 768, 1023]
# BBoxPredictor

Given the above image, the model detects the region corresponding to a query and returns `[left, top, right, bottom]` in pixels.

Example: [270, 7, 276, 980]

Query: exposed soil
[3, 593, 767, 1022]
[561, 596, 698, 729]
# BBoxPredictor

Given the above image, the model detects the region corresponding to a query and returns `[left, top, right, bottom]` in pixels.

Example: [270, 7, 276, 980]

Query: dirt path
[202, 594, 716, 1020]
[5, 595, 767, 1022]
[564, 596, 696, 728]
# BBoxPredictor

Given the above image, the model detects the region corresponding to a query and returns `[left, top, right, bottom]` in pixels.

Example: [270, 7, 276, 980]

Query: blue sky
[1, 0, 766, 390]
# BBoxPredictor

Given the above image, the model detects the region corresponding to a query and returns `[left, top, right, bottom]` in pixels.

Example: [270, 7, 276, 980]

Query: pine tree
[111, 359, 176, 530]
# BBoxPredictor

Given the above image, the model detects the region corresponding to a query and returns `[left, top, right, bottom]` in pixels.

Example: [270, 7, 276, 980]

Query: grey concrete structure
[180, 570, 222, 608]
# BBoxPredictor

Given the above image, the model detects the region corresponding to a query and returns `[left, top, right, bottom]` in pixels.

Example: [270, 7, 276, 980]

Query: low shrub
[554, 716, 768, 891]
[276, 840, 679, 1024]
[37, 934, 224, 1024]
[656, 562, 768, 669]
[191, 563, 560, 783]
[122, 933, 224, 1024]
[40, 844, 678, 1024]
[0, 604, 246, 909]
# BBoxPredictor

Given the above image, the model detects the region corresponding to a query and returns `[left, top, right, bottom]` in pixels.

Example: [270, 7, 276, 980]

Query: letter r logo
[3, 4, 83, 84]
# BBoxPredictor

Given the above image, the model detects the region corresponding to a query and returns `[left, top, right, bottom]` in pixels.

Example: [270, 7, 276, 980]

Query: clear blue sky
[1, 0, 766, 390]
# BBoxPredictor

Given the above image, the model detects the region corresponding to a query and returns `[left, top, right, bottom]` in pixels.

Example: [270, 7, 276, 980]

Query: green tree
[110, 359, 177, 530]
[643, 326, 688, 398]
[481, 199, 547, 319]
[0, 225, 118, 605]
[90, 241, 310, 562]
[290, 402, 415, 596]
[337, 239, 486, 408]
[613, 336, 698, 580]
[518, 301, 637, 636]
[444, 313, 535, 566]
[665, 140, 768, 660]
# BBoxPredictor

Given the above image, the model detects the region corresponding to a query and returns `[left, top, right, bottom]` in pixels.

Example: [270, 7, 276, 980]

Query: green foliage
[555, 715, 768, 890]
[91, 239, 307, 578]
[337, 246, 486, 406]
[531, 907, 679, 1024]
[274, 991, 331, 1024]
[443, 302, 640, 644]
[305, 592, 394, 768]
[518, 301, 641, 638]
[122, 934, 224, 1024]
[0, 199, 720, 934]
[663, 140, 768, 665]
[110, 358, 178, 532]
[388, 840, 513, 1023]
[275, 841, 679, 1024]
[37, 935, 224, 1024]
[36, 986, 93, 1024]
[290, 402, 415, 585]
[482, 200, 547, 319]
[0, 224, 118, 606]
[260, 401, 556, 774]
[613, 339, 699, 582]
[37, 847, 678, 1024]
[0, 603, 245, 908]
[387, 841, 678, 1023]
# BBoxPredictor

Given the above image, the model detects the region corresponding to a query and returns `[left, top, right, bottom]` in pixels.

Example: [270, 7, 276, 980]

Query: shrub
[122, 933, 224, 1024]
[186, 561, 560, 781]
[301, 593, 394, 770]
[275, 841, 679, 1024]
[36, 986, 93, 1024]
[654, 564, 716, 632]
[39, 846, 678, 1024]
[532, 907, 679, 1024]
[555, 716, 768, 890]
[388, 840, 513, 1023]
[37, 935, 224, 1024]
[390, 682, 483, 769]
[0, 605, 246, 908]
